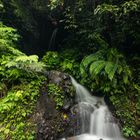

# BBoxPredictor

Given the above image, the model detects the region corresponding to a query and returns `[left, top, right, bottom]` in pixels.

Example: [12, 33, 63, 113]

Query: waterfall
[70, 77, 126, 140]
[48, 28, 58, 50]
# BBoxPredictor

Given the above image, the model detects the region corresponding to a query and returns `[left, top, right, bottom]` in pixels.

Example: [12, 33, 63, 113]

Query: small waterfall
[70, 77, 126, 140]
[48, 28, 58, 50]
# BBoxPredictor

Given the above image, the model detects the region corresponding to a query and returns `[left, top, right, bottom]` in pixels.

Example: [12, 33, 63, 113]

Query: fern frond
[15, 55, 39, 63]
[6, 55, 45, 73]
[0, 22, 46, 81]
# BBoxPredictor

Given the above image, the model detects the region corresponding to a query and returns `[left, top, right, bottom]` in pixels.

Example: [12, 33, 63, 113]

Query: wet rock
[32, 71, 78, 140]
[67, 137, 76, 140]
[63, 99, 71, 111]
[47, 70, 70, 86]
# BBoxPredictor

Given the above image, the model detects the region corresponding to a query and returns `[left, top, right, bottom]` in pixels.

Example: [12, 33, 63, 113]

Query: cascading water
[48, 28, 58, 50]
[69, 77, 126, 140]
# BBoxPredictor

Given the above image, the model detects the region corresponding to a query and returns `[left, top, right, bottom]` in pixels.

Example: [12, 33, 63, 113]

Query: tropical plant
[80, 46, 131, 85]
[48, 0, 64, 10]
[0, 22, 45, 82]
[42, 51, 60, 70]
[0, 78, 45, 140]
[0, 22, 46, 139]
[42, 49, 81, 79]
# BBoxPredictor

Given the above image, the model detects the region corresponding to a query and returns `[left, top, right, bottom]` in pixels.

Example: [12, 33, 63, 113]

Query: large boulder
[32, 71, 80, 140]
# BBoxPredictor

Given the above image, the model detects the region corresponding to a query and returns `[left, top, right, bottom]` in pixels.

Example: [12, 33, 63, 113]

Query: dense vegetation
[0, 0, 140, 139]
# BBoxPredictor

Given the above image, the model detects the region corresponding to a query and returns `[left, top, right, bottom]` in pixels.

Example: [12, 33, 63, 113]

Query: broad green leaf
[105, 62, 117, 80]
[118, 65, 123, 74]
[108, 65, 117, 81]
[105, 62, 114, 74]
[82, 54, 97, 69]
[81, 50, 104, 69]
[90, 60, 105, 77]
[123, 73, 128, 84]
[80, 63, 87, 75]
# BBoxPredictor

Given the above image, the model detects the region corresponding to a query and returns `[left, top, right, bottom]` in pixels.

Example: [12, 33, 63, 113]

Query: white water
[69, 77, 126, 140]
[48, 28, 58, 50]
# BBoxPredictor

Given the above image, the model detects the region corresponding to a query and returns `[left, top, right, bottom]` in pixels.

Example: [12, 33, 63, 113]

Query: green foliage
[64, 0, 140, 52]
[94, 0, 140, 49]
[5, 0, 38, 34]
[42, 49, 80, 79]
[64, 7, 78, 30]
[80, 45, 140, 137]
[0, 82, 7, 97]
[42, 51, 60, 70]
[0, 22, 45, 83]
[59, 49, 80, 78]
[0, 22, 46, 139]
[0, 22, 22, 83]
[62, 0, 140, 137]
[48, 83, 64, 109]
[0, 22, 21, 54]
[0, 77, 45, 139]
[6, 55, 45, 74]
[1, 54, 45, 82]
[0, 1, 4, 14]
[0, 0, 139, 138]
[48, 0, 64, 10]
[123, 126, 136, 137]
[136, 96, 140, 116]
[114, 83, 140, 137]
[81, 47, 131, 86]
[60, 59, 75, 72]
[1, 0, 50, 43]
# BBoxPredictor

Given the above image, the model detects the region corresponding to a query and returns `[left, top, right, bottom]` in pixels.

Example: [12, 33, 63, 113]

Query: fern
[6, 55, 45, 73]
[0, 22, 22, 56]
[0, 22, 45, 82]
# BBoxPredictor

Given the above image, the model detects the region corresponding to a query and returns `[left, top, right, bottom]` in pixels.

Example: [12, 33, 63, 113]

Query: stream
[63, 77, 126, 140]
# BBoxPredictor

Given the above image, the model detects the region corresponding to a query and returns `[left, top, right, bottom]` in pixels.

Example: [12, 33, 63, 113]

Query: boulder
[31, 71, 79, 140]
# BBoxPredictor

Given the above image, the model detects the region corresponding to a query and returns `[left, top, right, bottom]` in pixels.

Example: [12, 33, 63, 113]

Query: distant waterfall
[70, 77, 126, 140]
[48, 28, 58, 51]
